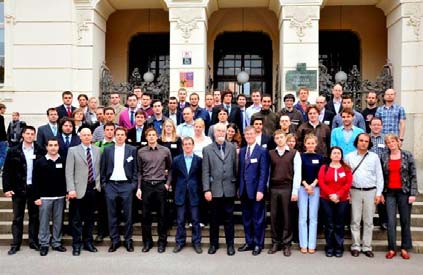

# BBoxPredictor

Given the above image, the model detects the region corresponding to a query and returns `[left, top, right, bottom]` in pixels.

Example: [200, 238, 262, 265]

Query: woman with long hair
[226, 123, 242, 149]
[318, 146, 352, 258]
[381, 134, 418, 260]
[159, 119, 182, 159]
[192, 118, 212, 158]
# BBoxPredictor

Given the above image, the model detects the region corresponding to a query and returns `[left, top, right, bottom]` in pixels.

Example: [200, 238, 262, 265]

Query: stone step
[0, 234, 422, 253]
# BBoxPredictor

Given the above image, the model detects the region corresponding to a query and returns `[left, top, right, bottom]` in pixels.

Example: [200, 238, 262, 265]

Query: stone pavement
[0, 246, 422, 275]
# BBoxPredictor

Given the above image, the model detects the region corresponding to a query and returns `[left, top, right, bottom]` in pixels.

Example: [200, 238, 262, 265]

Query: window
[0, 1, 4, 84]
[214, 32, 272, 98]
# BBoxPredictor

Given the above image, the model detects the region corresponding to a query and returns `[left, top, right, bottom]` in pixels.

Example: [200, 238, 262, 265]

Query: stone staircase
[0, 188, 422, 253]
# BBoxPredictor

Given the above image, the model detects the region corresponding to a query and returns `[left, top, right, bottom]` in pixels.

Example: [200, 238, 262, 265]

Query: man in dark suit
[57, 117, 81, 160]
[100, 127, 138, 253]
[3, 126, 46, 255]
[211, 90, 242, 132]
[171, 137, 203, 254]
[316, 95, 336, 128]
[202, 123, 238, 256]
[326, 84, 343, 115]
[127, 110, 148, 148]
[238, 126, 269, 255]
[164, 96, 182, 126]
[56, 91, 77, 120]
[251, 117, 274, 150]
[37, 107, 59, 148]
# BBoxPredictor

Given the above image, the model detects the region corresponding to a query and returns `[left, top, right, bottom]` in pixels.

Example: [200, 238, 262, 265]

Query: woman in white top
[193, 118, 212, 158]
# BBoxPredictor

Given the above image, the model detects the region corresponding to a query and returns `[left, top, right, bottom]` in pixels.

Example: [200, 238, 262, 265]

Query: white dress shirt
[110, 144, 128, 181]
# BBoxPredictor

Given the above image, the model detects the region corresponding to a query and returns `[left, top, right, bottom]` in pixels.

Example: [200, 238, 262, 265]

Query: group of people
[0, 85, 418, 260]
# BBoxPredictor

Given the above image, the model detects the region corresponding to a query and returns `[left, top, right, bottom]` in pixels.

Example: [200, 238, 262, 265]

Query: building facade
[0, 0, 422, 189]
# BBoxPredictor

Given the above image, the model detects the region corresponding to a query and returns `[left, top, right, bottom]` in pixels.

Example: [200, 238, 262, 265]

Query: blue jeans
[175, 204, 201, 246]
[320, 199, 349, 253]
[298, 186, 320, 249]
[0, 141, 8, 169]
[386, 189, 412, 250]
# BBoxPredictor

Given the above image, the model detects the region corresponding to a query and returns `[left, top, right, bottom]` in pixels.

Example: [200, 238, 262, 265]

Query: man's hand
[68, 191, 77, 199]
[291, 195, 298, 202]
[34, 199, 42, 206]
[136, 188, 142, 200]
[375, 195, 381, 205]
[256, 192, 264, 202]
[4, 191, 14, 198]
[409, 196, 416, 204]
[205, 191, 212, 202]
[165, 183, 171, 191]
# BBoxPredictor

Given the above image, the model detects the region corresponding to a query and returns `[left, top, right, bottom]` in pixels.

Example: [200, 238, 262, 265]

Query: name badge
[127, 139, 132, 142]
[262, 144, 267, 148]
[171, 144, 177, 149]
[377, 143, 385, 148]
[31, 155, 36, 160]
[324, 120, 330, 125]
[312, 159, 319, 164]
[127, 156, 133, 162]
[339, 172, 346, 178]
[250, 158, 258, 163]
[56, 163, 63, 169]
[141, 142, 147, 145]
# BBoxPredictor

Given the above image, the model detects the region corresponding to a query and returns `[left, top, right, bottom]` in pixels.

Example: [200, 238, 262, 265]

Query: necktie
[86, 148, 94, 182]
[220, 145, 225, 159]
[67, 107, 72, 117]
[52, 125, 57, 136]
[241, 109, 247, 128]
[130, 111, 135, 126]
[246, 146, 251, 163]
[65, 135, 70, 147]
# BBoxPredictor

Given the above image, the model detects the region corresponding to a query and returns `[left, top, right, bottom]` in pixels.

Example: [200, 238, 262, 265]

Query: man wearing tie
[177, 88, 190, 114]
[118, 93, 138, 129]
[57, 117, 81, 160]
[172, 137, 203, 254]
[56, 91, 77, 120]
[37, 108, 59, 148]
[66, 128, 101, 256]
[202, 123, 238, 256]
[100, 127, 138, 253]
[211, 90, 242, 133]
[238, 126, 269, 255]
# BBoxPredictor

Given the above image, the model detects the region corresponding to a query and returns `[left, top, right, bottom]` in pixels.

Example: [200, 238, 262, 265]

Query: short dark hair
[145, 127, 158, 136]
[370, 117, 383, 125]
[237, 94, 247, 101]
[342, 93, 353, 101]
[221, 90, 233, 102]
[182, 136, 194, 145]
[190, 92, 199, 100]
[152, 99, 162, 106]
[142, 93, 151, 99]
[103, 107, 115, 114]
[46, 137, 59, 145]
[77, 94, 88, 101]
[59, 117, 75, 134]
[306, 104, 320, 114]
[251, 117, 263, 125]
[22, 125, 36, 134]
[135, 110, 146, 118]
[127, 93, 137, 100]
[169, 96, 177, 102]
[262, 94, 272, 100]
[103, 121, 116, 130]
[283, 93, 295, 102]
[47, 107, 58, 116]
[62, 91, 73, 98]
[114, 127, 127, 135]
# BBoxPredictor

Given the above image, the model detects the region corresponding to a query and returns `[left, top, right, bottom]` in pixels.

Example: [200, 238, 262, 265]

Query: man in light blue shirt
[331, 108, 364, 156]
[177, 107, 195, 138]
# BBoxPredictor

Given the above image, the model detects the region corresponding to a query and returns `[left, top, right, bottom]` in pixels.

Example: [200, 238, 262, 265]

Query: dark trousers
[209, 197, 235, 247]
[69, 188, 96, 248]
[378, 199, 388, 225]
[175, 203, 201, 246]
[270, 188, 292, 247]
[95, 189, 109, 237]
[241, 196, 266, 248]
[386, 189, 412, 250]
[11, 186, 39, 247]
[105, 182, 135, 245]
[141, 181, 167, 246]
[320, 199, 349, 253]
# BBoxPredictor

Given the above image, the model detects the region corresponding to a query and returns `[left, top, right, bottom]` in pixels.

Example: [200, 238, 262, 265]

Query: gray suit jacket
[202, 141, 237, 198]
[66, 144, 101, 199]
[36, 123, 58, 148]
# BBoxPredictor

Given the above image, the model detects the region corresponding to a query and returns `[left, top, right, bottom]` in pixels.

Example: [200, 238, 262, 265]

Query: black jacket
[2, 142, 46, 196]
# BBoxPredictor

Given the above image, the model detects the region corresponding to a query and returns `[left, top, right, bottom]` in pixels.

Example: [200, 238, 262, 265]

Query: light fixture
[143, 71, 155, 83]
[237, 71, 249, 84]
[335, 70, 347, 84]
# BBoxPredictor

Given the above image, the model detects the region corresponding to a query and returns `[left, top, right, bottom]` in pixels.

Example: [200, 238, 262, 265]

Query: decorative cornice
[289, 16, 313, 41]
[175, 17, 200, 43]
[404, 3, 422, 39]
[5, 15, 16, 25]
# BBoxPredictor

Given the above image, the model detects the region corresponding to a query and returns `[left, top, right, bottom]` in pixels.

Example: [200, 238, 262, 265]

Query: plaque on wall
[180, 72, 194, 88]
[285, 63, 317, 91]
[182, 50, 192, 65]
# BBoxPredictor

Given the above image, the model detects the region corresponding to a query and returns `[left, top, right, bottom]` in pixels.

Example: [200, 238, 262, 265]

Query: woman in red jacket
[318, 146, 352, 258]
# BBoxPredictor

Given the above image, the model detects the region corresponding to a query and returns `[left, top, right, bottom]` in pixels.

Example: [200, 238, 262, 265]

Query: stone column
[167, 4, 208, 103]
[378, 0, 423, 191]
[278, 1, 322, 108]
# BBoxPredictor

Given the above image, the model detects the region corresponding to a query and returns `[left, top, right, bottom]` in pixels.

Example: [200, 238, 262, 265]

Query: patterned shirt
[369, 134, 386, 159]
[375, 104, 406, 136]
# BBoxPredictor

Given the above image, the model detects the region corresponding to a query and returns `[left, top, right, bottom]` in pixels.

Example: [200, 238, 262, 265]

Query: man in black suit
[56, 91, 77, 120]
[100, 127, 138, 253]
[57, 117, 81, 160]
[127, 110, 147, 148]
[211, 90, 242, 132]
[37, 107, 59, 148]
[326, 84, 343, 115]
[164, 96, 181, 126]
[252, 117, 274, 150]
[316, 95, 335, 128]
[3, 126, 46, 255]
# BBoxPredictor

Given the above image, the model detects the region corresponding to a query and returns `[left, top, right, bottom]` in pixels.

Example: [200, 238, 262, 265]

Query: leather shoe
[385, 250, 396, 259]
[52, 246, 67, 252]
[40, 246, 49, 256]
[283, 246, 291, 257]
[363, 251, 374, 258]
[252, 246, 262, 256]
[29, 243, 40, 251]
[326, 250, 334, 257]
[193, 244, 203, 254]
[158, 244, 166, 253]
[267, 243, 280, 254]
[208, 245, 218, 254]
[83, 243, 98, 253]
[124, 241, 134, 252]
[108, 242, 121, 252]
[238, 244, 254, 252]
[8, 246, 20, 255]
[173, 245, 184, 253]
[72, 248, 81, 256]
[335, 250, 343, 258]
[400, 250, 410, 260]
[142, 243, 153, 253]
[351, 250, 360, 257]
[227, 245, 235, 256]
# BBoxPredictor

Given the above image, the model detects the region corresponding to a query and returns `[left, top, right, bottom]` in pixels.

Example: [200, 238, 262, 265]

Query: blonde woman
[286, 133, 297, 151]
[159, 119, 182, 159]
[72, 108, 89, 135]
[193, 118, 212, 158]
